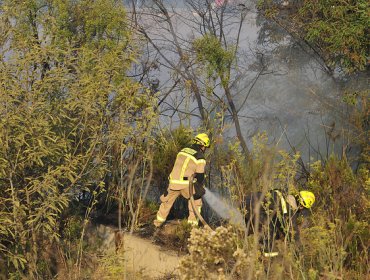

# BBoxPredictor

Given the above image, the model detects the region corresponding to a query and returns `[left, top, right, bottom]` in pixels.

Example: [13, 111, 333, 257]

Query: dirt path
[86, 222, 185, 279]
[123, 233, 182, 279]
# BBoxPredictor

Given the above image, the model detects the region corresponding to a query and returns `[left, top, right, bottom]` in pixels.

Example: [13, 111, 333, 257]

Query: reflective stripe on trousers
[188, 206, 201, 225]
[156, 214, 166, 222]
[264, 252, 279, 257]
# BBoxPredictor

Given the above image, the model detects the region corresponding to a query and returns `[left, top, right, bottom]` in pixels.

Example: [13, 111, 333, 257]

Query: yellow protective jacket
[168, 145, 206, 190]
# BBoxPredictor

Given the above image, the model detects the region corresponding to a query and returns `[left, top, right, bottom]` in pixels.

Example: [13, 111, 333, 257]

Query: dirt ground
[87, 220, 189, 279]
[123, 220, 191, 279]
[123, 232, 182, 279]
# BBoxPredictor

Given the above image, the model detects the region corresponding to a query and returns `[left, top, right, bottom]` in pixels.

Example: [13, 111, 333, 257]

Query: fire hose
[188, 175, 213, 231]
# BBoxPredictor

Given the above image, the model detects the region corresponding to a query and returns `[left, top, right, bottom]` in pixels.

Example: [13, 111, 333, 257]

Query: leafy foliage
[298, 0, 369, 73]
[308, 156, 368, 219]
[306, 156, 369, 276]
[193, 33, 235, 86]
[258, 0, 369, 73]
[0, 0, 157, 278]
[342, 89, 369, 164]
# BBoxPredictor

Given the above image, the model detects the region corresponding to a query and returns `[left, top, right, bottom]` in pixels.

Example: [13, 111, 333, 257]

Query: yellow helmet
[193, 133, 210, 148]
[299, 191, 315, 209]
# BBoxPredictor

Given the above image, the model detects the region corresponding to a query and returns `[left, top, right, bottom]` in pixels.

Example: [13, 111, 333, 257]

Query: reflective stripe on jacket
[169, 147, 206, 190]
[274, 190, 287, 214]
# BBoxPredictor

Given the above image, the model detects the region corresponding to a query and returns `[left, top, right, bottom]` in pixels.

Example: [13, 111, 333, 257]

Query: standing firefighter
[245, 189, 315, 257]
[153, 133, 210, 227]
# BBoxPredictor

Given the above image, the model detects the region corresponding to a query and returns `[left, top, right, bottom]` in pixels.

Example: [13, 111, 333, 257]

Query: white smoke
[204, 187, 245, 227]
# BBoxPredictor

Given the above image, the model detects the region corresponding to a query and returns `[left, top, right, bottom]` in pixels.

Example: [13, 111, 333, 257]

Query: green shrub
[152, 126, 195, 190]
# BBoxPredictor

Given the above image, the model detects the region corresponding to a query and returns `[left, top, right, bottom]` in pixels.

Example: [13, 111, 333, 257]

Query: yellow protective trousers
[156, 186, 202, 224]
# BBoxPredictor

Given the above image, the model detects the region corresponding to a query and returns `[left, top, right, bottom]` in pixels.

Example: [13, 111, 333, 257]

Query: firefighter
[245, 189, 315, 257]
[153, 133, 210, 227]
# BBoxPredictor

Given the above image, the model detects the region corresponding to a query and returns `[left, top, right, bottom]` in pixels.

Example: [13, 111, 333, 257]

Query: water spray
[203, 187, 245, 227]
[189, 176, 245, 230]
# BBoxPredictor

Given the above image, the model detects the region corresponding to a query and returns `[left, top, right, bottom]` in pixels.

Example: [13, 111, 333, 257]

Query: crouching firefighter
[245, 189, 315, 257]
[153, 133, 210, 227]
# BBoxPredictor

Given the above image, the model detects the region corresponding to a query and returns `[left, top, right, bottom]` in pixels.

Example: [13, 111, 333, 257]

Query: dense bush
[0, 0, 157, 278]
[257, 0, 369, 73]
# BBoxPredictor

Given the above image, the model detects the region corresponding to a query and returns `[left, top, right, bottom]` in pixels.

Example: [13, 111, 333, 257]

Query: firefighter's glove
[160, 189, 169, 202]
[163, 189, 168, 196]
[193, 182, 205, 200]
